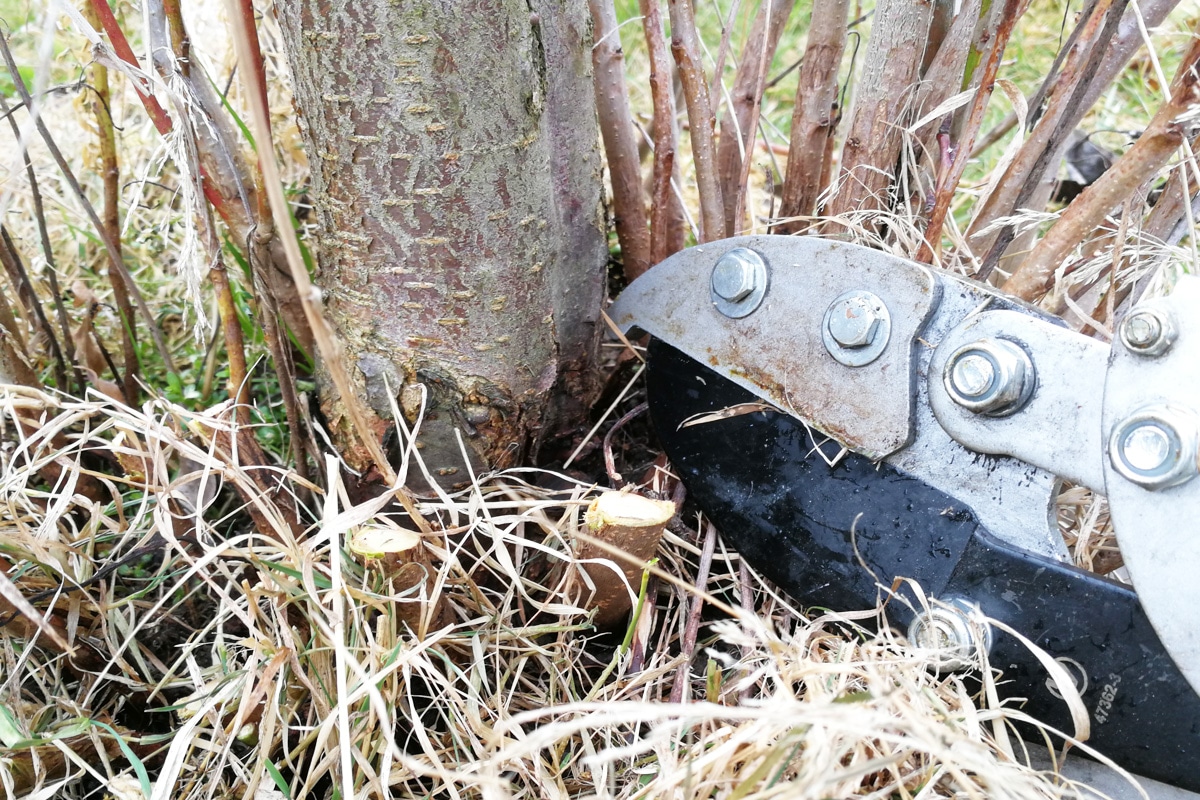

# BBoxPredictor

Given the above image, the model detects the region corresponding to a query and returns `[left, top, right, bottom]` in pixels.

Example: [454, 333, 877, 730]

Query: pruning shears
[611, 236, 1200, 795]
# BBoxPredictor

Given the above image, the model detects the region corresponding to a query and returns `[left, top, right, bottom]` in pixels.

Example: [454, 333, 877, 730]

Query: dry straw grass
[1, 0, 1198, 797]
[0, 385, 1142, 799]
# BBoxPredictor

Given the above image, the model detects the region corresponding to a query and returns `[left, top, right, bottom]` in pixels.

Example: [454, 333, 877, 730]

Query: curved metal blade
[613, 236, 1068, 562]
[609, 235, 938, 459]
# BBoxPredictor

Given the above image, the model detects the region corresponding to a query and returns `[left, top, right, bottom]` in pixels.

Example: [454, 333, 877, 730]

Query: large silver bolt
[827, 294, 882, 348]
[711, 253, 756, 302]
[943, 338, 1035, 417]
[949, 353, 995, 398]
[709, 248, 768, 318]
[821, 290, 892, 367]
[1110, 404, 1200, 490]
[907, 599, 992, 673]
[1119, 306, 1176, 357]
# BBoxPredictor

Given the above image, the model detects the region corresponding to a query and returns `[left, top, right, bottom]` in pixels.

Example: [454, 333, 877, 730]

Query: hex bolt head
[943, 338, 1035, 417]
[820, 290, 892, 367]
[827, 295, 882, 348]
[709, 248, 768, 318]
[907, 599, 992, 673]
[1110, 404, 1200, 490]
[949, 353, 996, 398]
[1119, 306, 1176, 357]
[711, 253, 756, 302]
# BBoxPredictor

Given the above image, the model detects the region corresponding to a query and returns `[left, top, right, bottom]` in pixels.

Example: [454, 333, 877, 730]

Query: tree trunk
[274, 0, 607, 483]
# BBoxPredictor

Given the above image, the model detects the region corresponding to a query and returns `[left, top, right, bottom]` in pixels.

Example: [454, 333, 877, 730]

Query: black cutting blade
[648, 337, 1200, 790]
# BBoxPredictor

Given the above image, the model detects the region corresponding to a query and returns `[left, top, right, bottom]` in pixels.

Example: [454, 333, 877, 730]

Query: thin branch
[1026, 0, 1101, 129]
[717, 0, 795, 237]
[1142, 136, 1200, 248]
[86, 0, 174, 134]
[590, 0, 652, 280]
[0, 88, 72, 392]
[667, 0, 725, 242]
[0, 227, 65, 382]
[603, 401, 648, 486]
[1003, 36, 1200, 302]
[669, 519, 718, 704]
[640, 0, 685, 262]
[82, 1, 138, 405]
[0, 35, 178, 375]
[775, 0, 850, 233]
[705, 0, 744, 104]
[969, 110, 1019, 159]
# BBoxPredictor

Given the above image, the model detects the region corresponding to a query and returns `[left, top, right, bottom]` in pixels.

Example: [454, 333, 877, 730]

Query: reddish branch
[669, 520, 718, 704]
[640, 0, 685, 262]
[916, 0, 1024, 265]
[715, 0, 795, 236]
[590, 0, 652, 280]
[667, 0, 725, 242]
[775, 0, 849, 233]
[86, 0, 173, 133]
[1003, 36, 1200, 302]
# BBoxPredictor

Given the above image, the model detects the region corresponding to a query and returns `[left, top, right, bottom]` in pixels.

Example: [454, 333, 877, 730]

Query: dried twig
[590, 0, 652, 280]
[669, 519, 717, 703]
[603, 401, 648, 486]
[775, 0, 850, 233]
[0, 90, 75, 393]
[970, 110, 1020, 159]
[0, 227, 66, 386]
[667, 0, 725, 242]
[1003, 36, 1200, 302]
[1141, 136, 1200, 249]
[706, 0, 744, 104]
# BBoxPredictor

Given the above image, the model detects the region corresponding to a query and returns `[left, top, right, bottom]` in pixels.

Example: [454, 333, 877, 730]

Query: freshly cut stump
[350, 526, 443, 632]
[580, 492, 676, 629]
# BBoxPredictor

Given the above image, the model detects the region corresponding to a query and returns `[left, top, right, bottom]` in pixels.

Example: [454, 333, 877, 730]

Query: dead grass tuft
[0, 386, 1140, 798]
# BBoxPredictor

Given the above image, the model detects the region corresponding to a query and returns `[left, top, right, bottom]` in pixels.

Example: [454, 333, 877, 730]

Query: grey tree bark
[275, 0, 608, 482]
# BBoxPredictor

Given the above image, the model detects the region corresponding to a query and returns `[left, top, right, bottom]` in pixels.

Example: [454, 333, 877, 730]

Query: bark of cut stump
[579, 491, 675, 629]
[350, 526, 445, 634]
